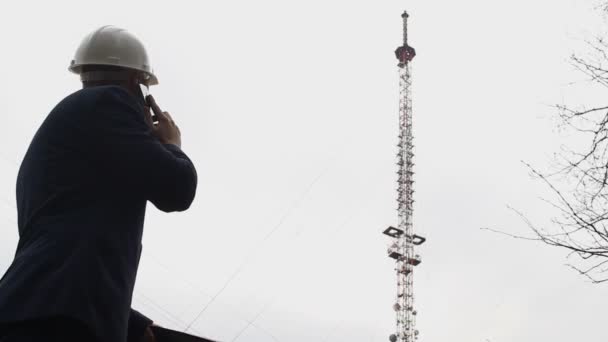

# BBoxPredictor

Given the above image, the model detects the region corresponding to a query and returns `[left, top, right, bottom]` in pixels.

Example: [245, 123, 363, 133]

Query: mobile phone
[139, 84, 158, 124]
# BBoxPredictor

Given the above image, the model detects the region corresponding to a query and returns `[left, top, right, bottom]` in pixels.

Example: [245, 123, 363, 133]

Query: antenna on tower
[395, 11, 416, 68]
[383, 10, 425, 342]
[402, 11, 409, 45]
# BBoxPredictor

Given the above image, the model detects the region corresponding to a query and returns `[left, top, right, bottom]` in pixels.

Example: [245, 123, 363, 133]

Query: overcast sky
[2, 1, 608, 341]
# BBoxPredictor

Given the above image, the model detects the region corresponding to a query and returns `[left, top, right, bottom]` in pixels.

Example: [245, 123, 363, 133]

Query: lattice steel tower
[383, 10, 426, 342]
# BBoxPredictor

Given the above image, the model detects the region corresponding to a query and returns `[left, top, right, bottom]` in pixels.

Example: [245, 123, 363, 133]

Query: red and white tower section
[383, 10, 426, 342]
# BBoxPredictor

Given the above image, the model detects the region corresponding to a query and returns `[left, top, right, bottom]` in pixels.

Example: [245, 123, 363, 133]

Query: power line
[230, 298, 275, 342]
[134, 292, 199, 333]
[184, 162, 333, 332]
[137, 254, 283, 342]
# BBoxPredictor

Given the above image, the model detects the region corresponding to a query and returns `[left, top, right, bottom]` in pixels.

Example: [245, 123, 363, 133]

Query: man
[0, 26, 198, 342]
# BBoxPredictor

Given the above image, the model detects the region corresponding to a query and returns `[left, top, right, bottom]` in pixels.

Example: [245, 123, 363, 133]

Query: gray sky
[2, 1, 608, 341]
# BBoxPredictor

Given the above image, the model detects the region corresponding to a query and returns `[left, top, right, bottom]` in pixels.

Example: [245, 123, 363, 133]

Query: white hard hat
[69, 25, 158, 85]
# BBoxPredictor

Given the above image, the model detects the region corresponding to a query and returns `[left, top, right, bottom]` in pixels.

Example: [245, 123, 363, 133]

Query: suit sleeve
[89, 86, 197, 212]
[127, 308, 153, 342]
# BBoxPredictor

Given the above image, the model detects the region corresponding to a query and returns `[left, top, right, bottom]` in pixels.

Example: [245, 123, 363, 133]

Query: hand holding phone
[144, 95, 182, 148]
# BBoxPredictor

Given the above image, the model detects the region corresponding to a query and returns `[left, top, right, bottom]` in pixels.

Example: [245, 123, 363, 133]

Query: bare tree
[511, 28, 608, 283]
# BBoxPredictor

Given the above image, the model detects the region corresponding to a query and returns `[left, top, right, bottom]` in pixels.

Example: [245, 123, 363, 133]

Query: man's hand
[144, 95, 182, 148]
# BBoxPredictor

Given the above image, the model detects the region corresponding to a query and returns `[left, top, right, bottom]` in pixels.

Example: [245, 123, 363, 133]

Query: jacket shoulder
[56, 86, 139, 115]
[80, 86, 139, 106]
[85, 86, 144, 122]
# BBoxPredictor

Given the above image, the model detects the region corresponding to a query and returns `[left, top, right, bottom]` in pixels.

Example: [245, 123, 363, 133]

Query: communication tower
[383, 10, 426, 342]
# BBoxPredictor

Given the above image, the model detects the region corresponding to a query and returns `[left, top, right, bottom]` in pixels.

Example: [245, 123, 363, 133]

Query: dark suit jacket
[0, 85, 198, 342]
